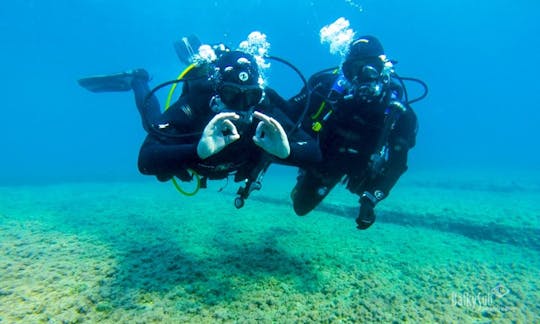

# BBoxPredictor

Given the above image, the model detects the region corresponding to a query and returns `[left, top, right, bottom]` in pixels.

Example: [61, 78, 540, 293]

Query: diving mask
[342, 57, 389, 102]
[342, 56, 384, 83]
[218, 82, 263, 111]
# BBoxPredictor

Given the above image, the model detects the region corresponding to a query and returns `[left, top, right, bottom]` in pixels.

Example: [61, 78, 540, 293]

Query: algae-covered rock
[95, 301, 112, 313]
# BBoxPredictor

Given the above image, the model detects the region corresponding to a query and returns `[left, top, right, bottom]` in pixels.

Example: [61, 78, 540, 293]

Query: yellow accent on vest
[164, 63, 201, 196]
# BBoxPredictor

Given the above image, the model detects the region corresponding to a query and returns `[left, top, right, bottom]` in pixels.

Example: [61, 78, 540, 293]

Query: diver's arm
[365, 148, 409, 200]
[266, 105, 322, 166]
[364, 107, 418, 201]
[285, 125, 322, 165]
[354, 115, 414, 230]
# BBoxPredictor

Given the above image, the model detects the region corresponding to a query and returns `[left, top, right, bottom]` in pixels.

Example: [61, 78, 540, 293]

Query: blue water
[1, 0, 539, 184]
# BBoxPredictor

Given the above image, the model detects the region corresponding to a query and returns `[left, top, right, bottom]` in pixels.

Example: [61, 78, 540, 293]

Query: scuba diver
[285, 35, 425, 229]
[78, 38, 321, 207]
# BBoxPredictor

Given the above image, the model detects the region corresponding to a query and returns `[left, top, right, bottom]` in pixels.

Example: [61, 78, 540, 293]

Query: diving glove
[252, 111, 290, 159]
[197, 112, 241, 159]
[356, 191, 382, 230]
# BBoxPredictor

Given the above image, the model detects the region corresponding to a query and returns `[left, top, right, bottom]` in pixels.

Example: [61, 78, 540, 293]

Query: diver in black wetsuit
[79, 49, 321, 207]
[285, 36, 422, 229]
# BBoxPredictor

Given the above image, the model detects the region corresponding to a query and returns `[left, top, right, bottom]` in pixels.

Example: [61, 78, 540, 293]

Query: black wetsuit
[285, 71, 418, 215]
[133, 76, 322, 184]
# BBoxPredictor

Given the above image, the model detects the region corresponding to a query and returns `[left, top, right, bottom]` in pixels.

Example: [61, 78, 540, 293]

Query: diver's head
[341, 36, 390, 103]
[212, 50, 264, 112]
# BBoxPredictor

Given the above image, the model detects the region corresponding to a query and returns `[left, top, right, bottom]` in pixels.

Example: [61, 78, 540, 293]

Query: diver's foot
[129, 69, 150, 83]
[78, 68, 149, 93]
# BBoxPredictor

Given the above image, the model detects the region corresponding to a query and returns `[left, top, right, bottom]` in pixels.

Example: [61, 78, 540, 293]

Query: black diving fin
[77, 69, 148, 93]
[173, 34, 202, 66]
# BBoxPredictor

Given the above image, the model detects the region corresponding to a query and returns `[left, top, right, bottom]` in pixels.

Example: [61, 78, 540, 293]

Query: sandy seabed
[1, 168, 539, 323]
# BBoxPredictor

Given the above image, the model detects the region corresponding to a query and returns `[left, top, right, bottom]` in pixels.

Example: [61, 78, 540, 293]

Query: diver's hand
[356, 192, 377, 230]
[252, 111, 291, 159]
[197, 112, 240, 159]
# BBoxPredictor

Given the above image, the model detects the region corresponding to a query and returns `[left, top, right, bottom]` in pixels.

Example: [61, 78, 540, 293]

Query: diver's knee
[293, 204, 313, 216]
[291, 188, 318, 216]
